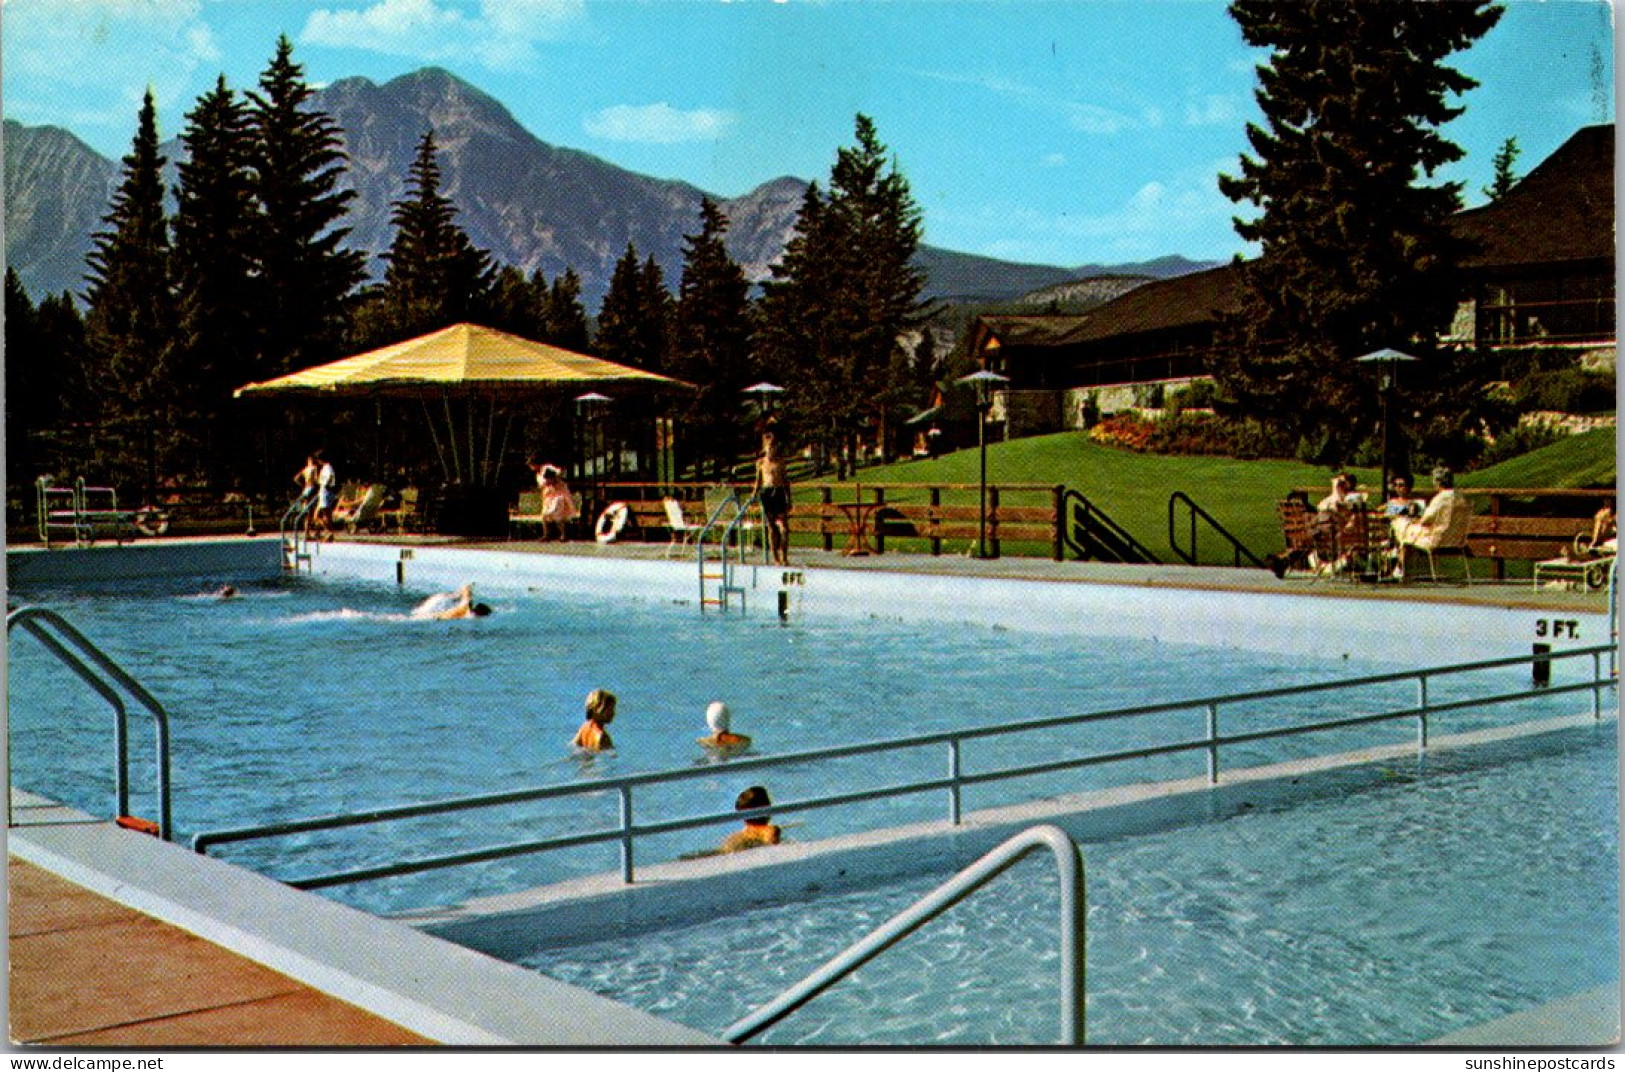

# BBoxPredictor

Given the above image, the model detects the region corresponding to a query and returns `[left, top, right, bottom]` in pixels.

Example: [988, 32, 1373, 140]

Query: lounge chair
[663, 498, 703, 558]
[339, 485, 387, 534]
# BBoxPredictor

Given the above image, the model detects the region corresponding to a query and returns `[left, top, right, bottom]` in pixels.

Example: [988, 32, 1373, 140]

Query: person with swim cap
[697, 700, 752, 753]
[717, 785, 781, 853]
[573, 688, 617, 752]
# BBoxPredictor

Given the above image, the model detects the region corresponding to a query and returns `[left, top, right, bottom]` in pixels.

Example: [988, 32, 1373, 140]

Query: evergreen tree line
[7, 36, 935, 509]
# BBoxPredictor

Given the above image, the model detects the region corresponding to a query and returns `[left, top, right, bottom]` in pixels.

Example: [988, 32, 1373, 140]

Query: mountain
[3, 67, 1211, 309]
[2, 120, 118, 298]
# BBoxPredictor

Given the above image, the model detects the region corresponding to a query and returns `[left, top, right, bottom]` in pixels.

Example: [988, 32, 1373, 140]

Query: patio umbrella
[235, 322, 691, 487]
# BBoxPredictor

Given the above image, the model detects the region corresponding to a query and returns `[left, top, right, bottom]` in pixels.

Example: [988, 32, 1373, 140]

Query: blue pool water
[524, 730, 1618, 1046]
[6, 570, 1609, 921]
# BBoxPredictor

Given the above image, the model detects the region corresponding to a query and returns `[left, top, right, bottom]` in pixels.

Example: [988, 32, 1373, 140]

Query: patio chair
[509, 490, 546, 538]
[381, 487, 420, 534]
[339, 485, 387, 534]
[1271, 498, 1319, 577]
[663, 497, 703, 558]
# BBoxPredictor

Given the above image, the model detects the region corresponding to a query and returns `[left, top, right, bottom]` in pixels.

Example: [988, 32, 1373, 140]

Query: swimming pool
[523, 728, 1618, 1046]
[7, 553, 1611, 919]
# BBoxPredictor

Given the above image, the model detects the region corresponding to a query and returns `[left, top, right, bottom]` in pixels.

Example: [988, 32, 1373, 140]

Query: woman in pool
[697, 701, 751, 753]
[572, 688, 617, 752]
[717, 785, 781, 853]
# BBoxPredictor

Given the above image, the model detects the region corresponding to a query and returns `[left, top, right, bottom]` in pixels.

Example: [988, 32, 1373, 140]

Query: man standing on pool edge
[753, 426, 792, 567]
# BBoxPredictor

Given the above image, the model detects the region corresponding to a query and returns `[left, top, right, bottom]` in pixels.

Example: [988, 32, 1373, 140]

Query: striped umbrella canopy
[235, 322, 691, 485]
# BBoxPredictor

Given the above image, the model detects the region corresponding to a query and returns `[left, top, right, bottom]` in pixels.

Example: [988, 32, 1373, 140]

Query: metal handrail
[190, 643, 1616, 888]
[1060, 489, 1160, 564]
[723, 823, 1086, 1045]
[280, 495, 314, 570]
[7, 606, 174, 839]
[695, 488, 766, 611]
[1168, 491, 1267, 568]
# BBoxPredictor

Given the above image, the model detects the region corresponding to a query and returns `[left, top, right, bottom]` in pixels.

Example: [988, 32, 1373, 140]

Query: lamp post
[957, 369, 1009, 559]
[1355, 348, 1418, 506]
[574, 391, 611, 513]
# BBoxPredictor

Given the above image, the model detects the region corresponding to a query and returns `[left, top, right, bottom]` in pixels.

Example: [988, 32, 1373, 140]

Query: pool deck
[7, 536, 1618, 1049]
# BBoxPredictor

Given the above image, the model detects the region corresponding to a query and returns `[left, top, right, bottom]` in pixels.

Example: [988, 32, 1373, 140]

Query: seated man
[1391, 467, 1473, 578]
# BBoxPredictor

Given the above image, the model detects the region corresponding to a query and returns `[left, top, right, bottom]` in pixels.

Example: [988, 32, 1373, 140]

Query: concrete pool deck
[6, 535, 1619, 1048]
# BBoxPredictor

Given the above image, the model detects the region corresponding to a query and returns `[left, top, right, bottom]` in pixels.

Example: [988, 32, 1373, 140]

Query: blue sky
[2, 0, 1614, 267]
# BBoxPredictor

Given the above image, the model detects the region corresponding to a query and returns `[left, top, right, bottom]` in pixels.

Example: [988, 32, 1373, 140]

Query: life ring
[595, 502, 630, 543]
[133, 505, 169, 537]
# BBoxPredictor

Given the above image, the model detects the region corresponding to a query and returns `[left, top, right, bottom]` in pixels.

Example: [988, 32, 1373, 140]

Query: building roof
[1452, 123, 1615, 269]
[977, 124, 1614, 353]
[976, 263, 1244, 352]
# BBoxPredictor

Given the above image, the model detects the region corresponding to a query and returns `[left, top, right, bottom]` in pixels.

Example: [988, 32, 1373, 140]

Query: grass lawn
[799, 426, 1616, 565]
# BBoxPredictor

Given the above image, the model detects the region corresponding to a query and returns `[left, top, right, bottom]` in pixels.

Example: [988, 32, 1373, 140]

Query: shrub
[1515, 368, 1616, 414]
[1088, 412, 1156, 451]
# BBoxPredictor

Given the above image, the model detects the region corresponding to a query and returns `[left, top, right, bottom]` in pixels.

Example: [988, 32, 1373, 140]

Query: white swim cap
[706, 701, 730, 733]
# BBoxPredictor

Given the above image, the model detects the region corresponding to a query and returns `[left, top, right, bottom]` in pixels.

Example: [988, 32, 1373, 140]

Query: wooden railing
[593, 482, 1067, 559]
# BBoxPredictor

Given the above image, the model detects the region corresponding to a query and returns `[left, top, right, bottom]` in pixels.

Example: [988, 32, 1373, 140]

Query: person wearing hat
[572, 688, 617, 752]
[717, 785, 781, 854]
[697, 700, 752, 753]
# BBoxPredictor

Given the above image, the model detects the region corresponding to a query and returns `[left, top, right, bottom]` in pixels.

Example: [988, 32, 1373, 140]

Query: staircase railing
[280, 496, 314, 571]
[723, 824, 1086, 1045]
[1059, 489, 1160, 564]
[7, 606, 173, 840]
[696, 488, 765, 612]
[1168, 491, 1267, 568]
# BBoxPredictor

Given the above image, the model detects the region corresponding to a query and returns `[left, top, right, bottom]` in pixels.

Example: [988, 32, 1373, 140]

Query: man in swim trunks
[753, 428, 792, 566]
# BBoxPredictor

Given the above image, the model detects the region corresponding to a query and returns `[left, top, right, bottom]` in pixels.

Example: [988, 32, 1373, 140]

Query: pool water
[6, 572, 1605, 916]
[524, 730, 1618, 1046]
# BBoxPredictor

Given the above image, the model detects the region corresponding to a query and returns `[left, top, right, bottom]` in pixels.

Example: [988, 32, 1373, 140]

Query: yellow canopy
[234, 323, 690, 489]
[234, 322, 690, 399]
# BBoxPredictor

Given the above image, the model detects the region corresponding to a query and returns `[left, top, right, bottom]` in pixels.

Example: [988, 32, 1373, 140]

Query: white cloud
[2, 0, 221, 137]
[1040, 152, 1067, 168]
[1184, 94, 1241, 127]
[300, 0, 584, 72]
[583, 102, 736, 144]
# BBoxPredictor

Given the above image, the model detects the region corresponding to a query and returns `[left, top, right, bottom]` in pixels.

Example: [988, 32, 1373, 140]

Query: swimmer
[410, 583, 492, 620]
[572, 688, 617, 752]
[215, 584, 238, 599]
[697, 701, 752, 753]
[717, 785, 781, 854]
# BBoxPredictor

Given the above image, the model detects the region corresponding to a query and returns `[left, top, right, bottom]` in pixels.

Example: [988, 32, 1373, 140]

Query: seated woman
[697, 701, 752, 753]
[1391, 467, 1474, 578]
[1577, 501, 1617, 557]
[572, 688, 617, 752]
[530, 460, 580, 541]
[717, 785, 781, 854]
[1381, 476, 1421, 519]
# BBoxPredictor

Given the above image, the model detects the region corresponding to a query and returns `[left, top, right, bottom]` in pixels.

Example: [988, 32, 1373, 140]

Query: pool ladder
[7, 607, 174, 840]
[723, 824, 1087, 1046]
[281, 496, 314, 571]
[697, 489, 765, 613]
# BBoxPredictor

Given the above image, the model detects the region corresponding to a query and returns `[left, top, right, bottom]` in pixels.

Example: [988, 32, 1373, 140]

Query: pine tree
[1483, 136, 1520, 201]
[638, 256, 673, 374]
[670, 197, 754, 476]
[757, 116, 926, 475]
[174, 74, 262, 483]
[595, 244, 649, 367]
[376, 130, 495, 340]
[546, 269, 591, 353]
[6, 270, 45, 483]
[83, 88, 179, 490]
[1212, 0, 1502, 465]
[247, 35, 364, 376]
